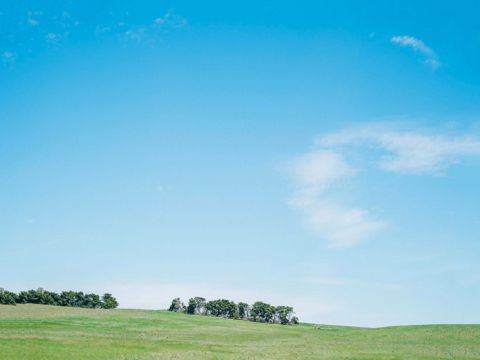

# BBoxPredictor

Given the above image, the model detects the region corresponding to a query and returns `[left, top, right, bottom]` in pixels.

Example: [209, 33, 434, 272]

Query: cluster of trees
[0, 288, 118, 309]
[168, 296, 298, 325]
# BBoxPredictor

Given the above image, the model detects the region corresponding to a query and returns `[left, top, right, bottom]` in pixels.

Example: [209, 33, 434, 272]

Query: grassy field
[0, 305, 479, 359]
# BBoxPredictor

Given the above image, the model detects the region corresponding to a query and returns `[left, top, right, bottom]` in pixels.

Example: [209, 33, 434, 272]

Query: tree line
[168, 297, 298, 325]
[0, 288, 118, 309]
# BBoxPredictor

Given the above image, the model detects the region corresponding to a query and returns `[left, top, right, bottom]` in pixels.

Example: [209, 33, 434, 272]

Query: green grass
[1, 305, 479, 359]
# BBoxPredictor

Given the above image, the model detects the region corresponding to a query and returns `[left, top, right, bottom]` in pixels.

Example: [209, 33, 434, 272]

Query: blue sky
[2, 1, 480, 326]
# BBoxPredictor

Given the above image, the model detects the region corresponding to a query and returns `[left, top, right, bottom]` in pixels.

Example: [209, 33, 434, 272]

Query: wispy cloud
[287, 150, 385, 248]
[153, 9, 187, 29]
[318, 126, 480, 175]
[122, 26, 147, 42]
[287, 125, 480, 247]
[391, 35, 440, 69]
[1, 51, 16, 65]
[45, 32, 61, 46]
[119, 9, 187, 45]
[95, 25, 111, 35]
[27, 18, 40, 26]
[26, 10, 43, 26]
[1, 8, 187, 64]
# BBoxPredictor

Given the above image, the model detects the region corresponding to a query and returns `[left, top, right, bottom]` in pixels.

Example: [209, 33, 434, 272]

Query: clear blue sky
[2, 0, 480, 326]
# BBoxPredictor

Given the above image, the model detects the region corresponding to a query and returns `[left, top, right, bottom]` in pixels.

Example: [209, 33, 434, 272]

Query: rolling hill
[0, 304, 479, 359]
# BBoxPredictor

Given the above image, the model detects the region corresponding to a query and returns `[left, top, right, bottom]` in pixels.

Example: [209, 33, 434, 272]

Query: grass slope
[0, 304, 479, 360]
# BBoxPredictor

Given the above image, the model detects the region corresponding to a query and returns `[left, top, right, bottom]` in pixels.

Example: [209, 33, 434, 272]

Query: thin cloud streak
[391, 35, 440, 68]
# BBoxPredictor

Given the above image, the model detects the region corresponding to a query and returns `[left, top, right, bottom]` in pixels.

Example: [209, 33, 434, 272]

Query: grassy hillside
[0, 305, 479, 359]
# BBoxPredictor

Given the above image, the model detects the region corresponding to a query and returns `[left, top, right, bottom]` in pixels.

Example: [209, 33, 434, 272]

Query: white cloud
[289, 151, 354, 208]
[318, 126, 480, 175]
[288, 151, 385, 248]
[303, 204, 385, 247]
[288, 125, 480, 247]
[391, 35, 440, 68]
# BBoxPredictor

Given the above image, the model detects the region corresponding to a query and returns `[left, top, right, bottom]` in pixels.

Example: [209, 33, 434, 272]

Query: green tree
[47, 291, 61, 306]
[168, 298, 185, 312]
[250, 301, 275, 323]
[193, 297, 206, 314]
[75, 292, 86, 307]
[101, 293, 119, 309]
[167, 296, 298, 325]
[0, 288, 17, 305]
[186, 298, 197, 314]
[205, 299, 238, 318]
[186, 297, 207, 315]
[275, 306, 294, 325]
[7, 288, 116, 309]
[84, 293, 102, 308]
[18, 288, 55, 305]
[238, 302, 250, 319]
[59, 291, 77, 307]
